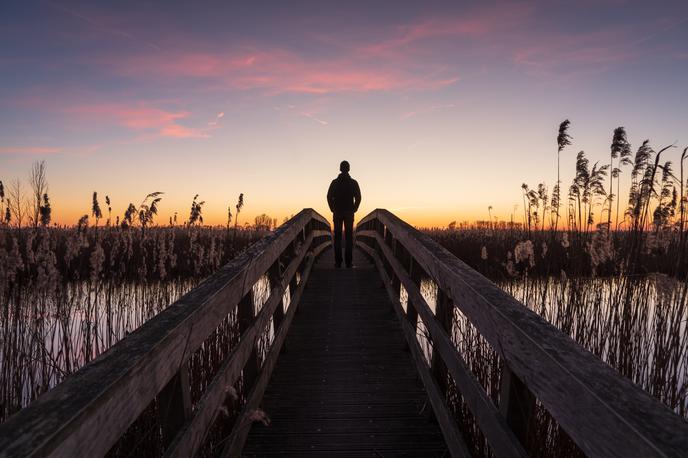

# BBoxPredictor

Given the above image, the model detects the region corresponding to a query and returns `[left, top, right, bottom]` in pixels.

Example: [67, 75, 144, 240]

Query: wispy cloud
[208, 111, 225, 126]
[49, 1, 161, 51]
[510, 17, 688, 79]
[512, 30, 635, 78]
[274, 104, 329, 126]
[401, 103, 456, 120]
[0, 146, 63, 155]
[104, 47, 460, 95]
[300, 112, 328, 126]
[158, 124, 209, 139]
[64, 103, 214, 139]
[359, 3, 534, 57]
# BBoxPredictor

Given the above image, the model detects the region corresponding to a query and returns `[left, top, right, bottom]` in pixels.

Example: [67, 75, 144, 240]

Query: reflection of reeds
[418, 271, 687, 457]
[420, 123, 687, 455]
[0, 225, 258, 424]
[499, 275, 688, 419]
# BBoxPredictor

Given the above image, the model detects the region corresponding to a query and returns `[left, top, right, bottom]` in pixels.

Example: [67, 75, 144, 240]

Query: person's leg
[344, 214, 354, 267]
[333, 213, 343, 267]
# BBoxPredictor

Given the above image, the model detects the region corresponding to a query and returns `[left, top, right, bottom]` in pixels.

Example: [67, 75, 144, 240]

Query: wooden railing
[356, 209, 688, 458]
[0, 209, 331, 457]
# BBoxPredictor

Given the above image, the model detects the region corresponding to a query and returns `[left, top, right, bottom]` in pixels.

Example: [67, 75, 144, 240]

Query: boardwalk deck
[242, 248, 449, 457]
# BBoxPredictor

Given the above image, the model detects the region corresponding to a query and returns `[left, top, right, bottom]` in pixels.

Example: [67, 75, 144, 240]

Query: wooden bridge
[1, 209, 687, 457]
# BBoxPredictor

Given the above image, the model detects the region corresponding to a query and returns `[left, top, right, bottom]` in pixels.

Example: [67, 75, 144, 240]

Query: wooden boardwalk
[3, 209, 686, 458]
[242, 249, 448, 457]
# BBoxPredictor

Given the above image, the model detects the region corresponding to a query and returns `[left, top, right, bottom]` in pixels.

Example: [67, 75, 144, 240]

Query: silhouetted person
[327, 161, 361, 268]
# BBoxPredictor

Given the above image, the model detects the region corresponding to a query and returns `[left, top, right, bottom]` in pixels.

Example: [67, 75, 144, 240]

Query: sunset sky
[1, 0, 687, 227]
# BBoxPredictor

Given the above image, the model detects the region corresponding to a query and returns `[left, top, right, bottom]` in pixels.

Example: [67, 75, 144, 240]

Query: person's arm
[327, 180, 336, 212]
[353, 180, 361, 212]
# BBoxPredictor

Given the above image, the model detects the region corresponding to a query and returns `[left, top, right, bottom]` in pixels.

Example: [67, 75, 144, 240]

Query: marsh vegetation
[426, 121, 688, 456]
[0, 175, 272, 425]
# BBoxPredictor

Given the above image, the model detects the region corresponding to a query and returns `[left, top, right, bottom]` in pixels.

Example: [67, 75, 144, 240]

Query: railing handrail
[0, 208, 331, 457]
[356, 209, 688, 458]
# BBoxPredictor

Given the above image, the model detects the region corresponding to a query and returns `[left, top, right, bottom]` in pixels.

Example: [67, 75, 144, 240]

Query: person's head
[340, 160, 350, 173]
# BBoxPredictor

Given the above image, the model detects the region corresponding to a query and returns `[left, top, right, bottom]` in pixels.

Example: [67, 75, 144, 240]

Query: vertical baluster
[390, 238, 401, 294]
[268, 260, 284, 331]
[303, 222, 308, 240]
[375, 224, 384, 263]
[158, 362, 192, 448]
[395, 242, 407, 272]
[406, 258, 420, 330]
[431, 289, 452, 395]
[238, 290, 259, 393]
[499, 364, 536, 450]
[384, 226, 393, 247]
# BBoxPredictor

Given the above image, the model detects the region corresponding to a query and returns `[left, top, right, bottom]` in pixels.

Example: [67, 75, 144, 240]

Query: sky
[1, 0, 687, 227]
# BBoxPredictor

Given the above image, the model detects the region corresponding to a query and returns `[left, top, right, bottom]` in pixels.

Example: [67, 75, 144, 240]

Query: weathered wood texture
[165, 239, 329, 457]
[357, 242, 471, 458]
[359, 236, 526, 458]
[0, 209, 330, 458]
[221, 243, 320, 456]
[357, 209, 688, 458]
[242, 249, 449, 457]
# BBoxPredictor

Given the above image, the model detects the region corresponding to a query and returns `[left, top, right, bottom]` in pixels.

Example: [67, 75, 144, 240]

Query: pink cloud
[87, 4, 537, 95]
[10, 89, 220, 141]
[159, 124, 209, 138]
[66, 104, 187, 129]
[76, 4, 540, 95]
[359, 3, 534, 56]
[64, 103, 213, 139]
[103, 45, 459, 95]
[0, 146, 63, 155]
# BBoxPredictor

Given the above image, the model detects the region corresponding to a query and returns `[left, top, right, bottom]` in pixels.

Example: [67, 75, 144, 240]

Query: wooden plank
[221, 248, 318, 456]
[164, 236, 321, 457]
[357, 242, 471, 458]
[0, 209, 329, 458]
[369, 234, 527, 458]
[358, 210, 688, 458]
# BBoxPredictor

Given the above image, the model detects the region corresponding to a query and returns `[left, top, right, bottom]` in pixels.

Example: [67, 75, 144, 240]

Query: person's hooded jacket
[327, 172, 361, 215]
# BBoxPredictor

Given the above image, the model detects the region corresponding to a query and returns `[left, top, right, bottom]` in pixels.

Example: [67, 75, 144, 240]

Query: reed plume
[553, 119, 572, 231]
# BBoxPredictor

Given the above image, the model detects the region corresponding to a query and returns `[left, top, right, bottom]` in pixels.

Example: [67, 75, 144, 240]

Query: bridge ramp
[242, 248, 448, 456]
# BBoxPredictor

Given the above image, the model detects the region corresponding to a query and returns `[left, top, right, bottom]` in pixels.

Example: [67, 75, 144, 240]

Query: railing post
[431, 289, 452, 395]
[374, 222, 384, 267]
[268, 260, 285, 331]
[390, 238, 401, 294]
[406, 258, 420, 330]
[238, 290, 259, 392]
[499, 364, 536, 450]
[158, 362, 192, 447]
